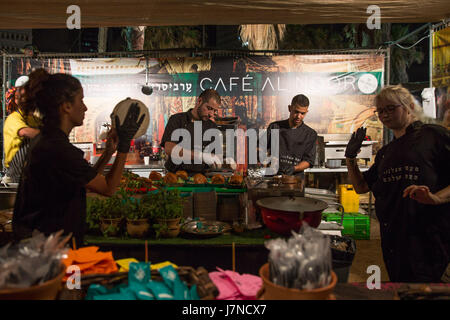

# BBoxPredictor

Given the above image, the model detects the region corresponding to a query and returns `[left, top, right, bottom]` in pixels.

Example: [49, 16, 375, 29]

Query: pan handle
[327, 202, 345, 226]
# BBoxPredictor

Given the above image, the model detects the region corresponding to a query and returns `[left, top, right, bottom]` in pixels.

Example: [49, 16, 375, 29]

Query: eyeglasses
[374, 104, 402, 116]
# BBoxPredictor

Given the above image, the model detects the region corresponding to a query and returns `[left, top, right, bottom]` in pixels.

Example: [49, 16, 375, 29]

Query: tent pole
[386, 46, 390, 85]
[2, 53, 6, 170]
[429, 26, 433, 88]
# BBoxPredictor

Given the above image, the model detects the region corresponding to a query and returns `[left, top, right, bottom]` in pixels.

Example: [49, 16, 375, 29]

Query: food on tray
[176, 170, 189, 181]
[137, 177, 152, 184]
[164, 172, 178, 184]
[211, 174, 225, 184]
[193, 173, 207, 184]
[229, 174, 243, 185]
[149, 171, 162, 181]
[120, 172, 154, 193]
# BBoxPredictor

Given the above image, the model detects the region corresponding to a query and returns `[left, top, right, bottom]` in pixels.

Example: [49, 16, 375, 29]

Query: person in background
[266, 94, 317, 177]
[442, 106, 450, 130]
[345, 85, 449, 283]
[13, 69, 145, 247]
[2, 79, 41, 183]
[161, 89, 223, 174]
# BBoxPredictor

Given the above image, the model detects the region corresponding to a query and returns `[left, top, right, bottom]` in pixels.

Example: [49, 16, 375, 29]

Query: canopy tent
[0, 0, 449, 29]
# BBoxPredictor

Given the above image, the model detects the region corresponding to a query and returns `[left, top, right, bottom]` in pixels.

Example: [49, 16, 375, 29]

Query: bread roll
[193, 173, 207, 184]
[149, 171, 162, 181]
[229, 174, 243, 185]
[163, 172, 178, 184]
[211, 174, 225, 184]
[176, 170, 189, 181]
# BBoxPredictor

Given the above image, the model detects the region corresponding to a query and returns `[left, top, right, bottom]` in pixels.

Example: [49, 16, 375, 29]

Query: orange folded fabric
[62, 246, 118, 281]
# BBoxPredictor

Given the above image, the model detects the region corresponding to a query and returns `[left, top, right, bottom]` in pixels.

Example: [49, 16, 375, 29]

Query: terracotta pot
[0, 267, 65, 300]
[126, 218, 150, 238]
[157, 217, 181, 238]
[258, 263, 337, 300]
[100, 218, 122, 236]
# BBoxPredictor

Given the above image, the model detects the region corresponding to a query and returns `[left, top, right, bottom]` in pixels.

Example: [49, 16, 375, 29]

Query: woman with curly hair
[12, 69, 145, 246]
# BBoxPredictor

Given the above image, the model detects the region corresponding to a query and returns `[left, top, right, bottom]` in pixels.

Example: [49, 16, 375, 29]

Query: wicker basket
[182, 193, 194, 219]
[217, 195, 240, 223]
[0, 209, 13, 247]
[193, 191, 217, 221]
[58, 266, 219, 300]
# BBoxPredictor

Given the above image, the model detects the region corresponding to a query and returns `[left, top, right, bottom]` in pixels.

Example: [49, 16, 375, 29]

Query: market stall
[1, 0, 448, 302]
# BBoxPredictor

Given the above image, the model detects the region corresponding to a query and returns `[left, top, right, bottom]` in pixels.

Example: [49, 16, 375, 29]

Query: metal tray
[181, 220, 231, 238]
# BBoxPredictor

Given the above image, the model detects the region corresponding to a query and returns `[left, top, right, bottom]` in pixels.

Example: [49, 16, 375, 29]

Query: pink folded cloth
[209, 267, 263, 300]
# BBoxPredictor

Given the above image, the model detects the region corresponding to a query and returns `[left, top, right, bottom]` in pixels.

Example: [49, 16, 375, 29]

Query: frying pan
[256, 196, 329, 236]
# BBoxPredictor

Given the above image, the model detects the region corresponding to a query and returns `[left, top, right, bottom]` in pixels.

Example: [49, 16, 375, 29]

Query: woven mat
[0, 209, 13, 232]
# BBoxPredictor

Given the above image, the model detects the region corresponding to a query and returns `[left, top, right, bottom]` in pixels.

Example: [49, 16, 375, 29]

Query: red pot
[256, 197, 329, 236]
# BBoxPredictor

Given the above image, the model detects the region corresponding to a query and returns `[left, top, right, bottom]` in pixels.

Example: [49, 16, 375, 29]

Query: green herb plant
[142, 188, 185, 239]
[143, 188, 184, 220]
[86, 197, 102, 231]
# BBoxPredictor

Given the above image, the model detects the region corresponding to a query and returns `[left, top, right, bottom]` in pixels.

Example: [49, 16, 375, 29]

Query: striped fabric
[5, 138, 30, 183]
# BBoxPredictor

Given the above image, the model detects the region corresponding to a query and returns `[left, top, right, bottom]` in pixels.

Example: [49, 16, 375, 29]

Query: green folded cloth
[85, 262, 200, 300]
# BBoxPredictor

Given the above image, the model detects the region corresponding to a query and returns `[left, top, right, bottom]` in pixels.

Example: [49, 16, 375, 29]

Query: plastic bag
[0, 230, 70, 289]
[265, 223, 332, 290]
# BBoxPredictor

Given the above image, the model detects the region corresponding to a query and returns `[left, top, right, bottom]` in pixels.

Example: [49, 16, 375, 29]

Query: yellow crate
[338, 184, 360, 213]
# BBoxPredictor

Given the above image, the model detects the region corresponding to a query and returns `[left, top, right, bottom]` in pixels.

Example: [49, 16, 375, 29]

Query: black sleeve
[363, 150, 382, 189]
[302, 130, 317, 166]
[266, 122, 275, 155]
[441, 128, 450, 180]
[161, 115, 180, 148]
[431, 125, 450, 179]
[55, 144, 97, 188]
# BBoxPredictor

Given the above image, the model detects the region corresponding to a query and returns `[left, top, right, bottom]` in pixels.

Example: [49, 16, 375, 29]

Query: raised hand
[114, 103, 145, 153]
[345, 127, 367, 159]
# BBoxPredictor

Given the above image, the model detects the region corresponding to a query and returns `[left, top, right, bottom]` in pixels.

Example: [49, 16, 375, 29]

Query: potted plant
[124, 197, 151, 238]
[97, 195, 124, 237]
[144, 188, 184, 238]
[86, 197, 102, 235]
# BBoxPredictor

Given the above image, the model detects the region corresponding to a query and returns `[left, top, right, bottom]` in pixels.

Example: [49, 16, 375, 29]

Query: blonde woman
[345, 85, 450, 283]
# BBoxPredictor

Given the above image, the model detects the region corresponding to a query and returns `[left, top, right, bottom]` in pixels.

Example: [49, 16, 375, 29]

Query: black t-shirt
[161, 109, 219, 174]
[267, 119, 317, 176]
[363, 121, 450, 282]
[12, 128, 97, 246]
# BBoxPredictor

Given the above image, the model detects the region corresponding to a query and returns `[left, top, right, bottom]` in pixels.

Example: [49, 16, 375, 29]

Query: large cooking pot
[256, 197, 329, 236]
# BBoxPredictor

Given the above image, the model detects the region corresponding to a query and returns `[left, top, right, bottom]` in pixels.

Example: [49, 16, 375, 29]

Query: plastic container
[338, 184, 360, 213]
[324, 212, 370, 240]
[329, 235, 357, 283]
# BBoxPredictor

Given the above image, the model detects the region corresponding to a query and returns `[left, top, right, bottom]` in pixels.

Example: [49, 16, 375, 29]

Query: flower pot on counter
[126, 218, 150, 238]
[257, 263, 337, 300]
[157, 217, 181, 238]
[99, 218, 122, 237]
